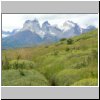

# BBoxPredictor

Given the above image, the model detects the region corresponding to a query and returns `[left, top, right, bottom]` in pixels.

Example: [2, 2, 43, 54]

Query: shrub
[39, 65, 64, 86]
[9, 60, 35, 69]
[55, 43, 60, 46]
[67, 38, 73, 44]
[53, 50, 59, 56]
[54, 68, 98, 86]
[65, 47, 70, 51]
[60, 41, 64, 45]
[71, 78, 98, 86]
[71, 62, 86, 69]
[60, 38, 66, 41]
[91, 49, 98, 59]
[2, 55, 10, 70]
[19, 69, 25, 76]
[45, 45, 49, 48]
[2, 69, 50, 86]
[54, 69, 81, 86]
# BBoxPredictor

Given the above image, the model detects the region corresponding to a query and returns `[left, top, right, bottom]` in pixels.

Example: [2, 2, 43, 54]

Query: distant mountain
[82, 25, 96, 33]
[2, 19, 97, 48]
[60, 20, 81, 38]
[22, 19, 42, 36]
[2, 29, 20, 38]
[2, 31, 11, 38]
[2, 30, 43, 48]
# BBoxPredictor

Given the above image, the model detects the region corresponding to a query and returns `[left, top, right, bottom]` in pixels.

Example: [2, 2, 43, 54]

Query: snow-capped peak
[60, 20, 75, 32]
[12, 29, 20, 33]
[87, 25, 96, 30]
[65, 20, 76, 27]
[2, 34, 10, 38]
[22, 19, 41, 33]
[2, 19, 96, 40]
[42, 21, 50, 28]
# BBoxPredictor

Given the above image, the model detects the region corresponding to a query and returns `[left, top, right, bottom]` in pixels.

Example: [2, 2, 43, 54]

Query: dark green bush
[67, 38, 73, 44]
[65, 47, 70, 51]
[19, 69, 25, 76]
[60, 38, 66, 41]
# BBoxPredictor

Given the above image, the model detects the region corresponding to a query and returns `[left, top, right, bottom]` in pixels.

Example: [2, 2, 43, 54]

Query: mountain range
[2, 19, 96, 48]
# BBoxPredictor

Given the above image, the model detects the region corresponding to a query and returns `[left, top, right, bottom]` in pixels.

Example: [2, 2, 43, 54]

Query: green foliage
[2, 69, 50, 86]
[16, 54, 21, 60]
[54, 68, 98, 86]
[9, 60, 35, 69]
[19, 69, 25, 76]
[45, 45, 49, 48]
[2, 55, 10, 70]
[53, 50, 59, 56]
[71, 78, 98, 86]
[65, 46, 70, 51]
[2, 29, 98, 86]
[91, 49, 98, 59]
[38, 65, 64, 85]
[74, 29, 98, 42]
[60, 38, 67, 41]
[67, 38, 73, 44]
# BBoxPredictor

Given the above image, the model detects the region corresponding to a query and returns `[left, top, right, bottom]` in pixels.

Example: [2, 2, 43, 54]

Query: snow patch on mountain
[2, 34, 10, 38]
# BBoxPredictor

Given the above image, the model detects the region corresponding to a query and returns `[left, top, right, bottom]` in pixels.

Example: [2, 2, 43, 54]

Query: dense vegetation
[2, 29, 98, 86]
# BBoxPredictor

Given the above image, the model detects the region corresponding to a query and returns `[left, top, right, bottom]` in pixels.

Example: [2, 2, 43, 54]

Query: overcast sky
[2, 14, 98, 32]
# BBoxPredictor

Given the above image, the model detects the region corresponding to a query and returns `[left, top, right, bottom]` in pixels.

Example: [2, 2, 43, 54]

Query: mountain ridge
[2, 19, 96, 48]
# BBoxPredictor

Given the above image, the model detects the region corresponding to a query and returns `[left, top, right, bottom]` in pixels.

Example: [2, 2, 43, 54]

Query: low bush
[45, 45, 49, 48]
[2, 55, 10, 70]
[67, 38, 73, 44]
[38, 65, 64, 85]
[54, 69, 81, 86]
[54, 67, 98, 86]
[53, 50, 59, 56]
[9, 60, 35, 69]
[60, 38, 67, 41]
[19, 69, 25, 76]
[2, 69, 50, 86]
[71, 78, 98, 86]
[65, 47, 70, 51]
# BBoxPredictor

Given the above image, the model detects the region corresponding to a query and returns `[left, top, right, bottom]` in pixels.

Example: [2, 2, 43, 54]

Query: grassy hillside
[2, 29, 98, 86]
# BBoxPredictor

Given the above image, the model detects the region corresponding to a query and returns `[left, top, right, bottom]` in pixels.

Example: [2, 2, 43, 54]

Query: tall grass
[2, 55, 10, 70]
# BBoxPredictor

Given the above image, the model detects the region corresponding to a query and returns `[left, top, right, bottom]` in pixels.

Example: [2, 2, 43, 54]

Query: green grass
[2, 29, 98, 86]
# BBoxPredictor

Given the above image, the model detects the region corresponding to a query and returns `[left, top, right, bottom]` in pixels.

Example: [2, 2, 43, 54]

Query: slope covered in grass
[2, 29, 98, 86]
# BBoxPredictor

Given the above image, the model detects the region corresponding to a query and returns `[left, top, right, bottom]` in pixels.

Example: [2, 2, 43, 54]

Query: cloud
[2, 14, 98, 31]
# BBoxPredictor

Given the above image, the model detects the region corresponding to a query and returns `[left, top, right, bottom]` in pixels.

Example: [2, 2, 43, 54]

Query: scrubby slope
[2, 29, 98, 86]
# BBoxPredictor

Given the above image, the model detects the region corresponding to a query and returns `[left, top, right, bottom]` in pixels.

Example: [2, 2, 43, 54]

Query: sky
[2, 14, 98, 32]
